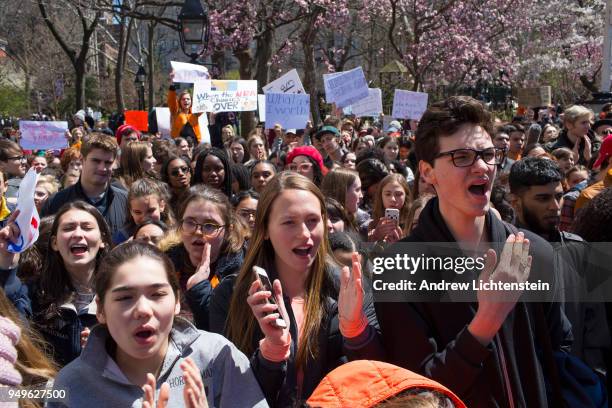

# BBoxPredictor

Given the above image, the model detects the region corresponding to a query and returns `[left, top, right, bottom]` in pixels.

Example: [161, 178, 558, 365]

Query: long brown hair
[371, 173, 413, 236]
[226, 173, 334, 368]
[320, 168, 359, 229]
[117, 141, 154, 188]
[37, 201, 112, 318]
[0, 290, 57, 408]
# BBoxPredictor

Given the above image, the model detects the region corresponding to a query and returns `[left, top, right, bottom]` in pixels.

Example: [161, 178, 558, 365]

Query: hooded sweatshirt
[49, 318, 268, 408]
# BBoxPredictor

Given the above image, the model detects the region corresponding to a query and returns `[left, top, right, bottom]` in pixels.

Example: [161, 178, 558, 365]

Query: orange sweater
[168, 88, 203, 142]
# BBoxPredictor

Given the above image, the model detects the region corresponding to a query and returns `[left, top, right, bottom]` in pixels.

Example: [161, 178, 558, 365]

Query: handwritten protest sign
[192, 80, 258, 113]
[125, 110, 149, 131]
[392, 90, 428, 120]
[263, 69, 305, 94]
[170, 61, 210, 83]
[323, 67, 369, 109]
[343, 88, 382, 117]
[517, 86, 551, 107]
[265, 93, 310, 129]
[155, 107, 171, 137]
[258, 95, 266, 122]
[19, 121, 68, 150]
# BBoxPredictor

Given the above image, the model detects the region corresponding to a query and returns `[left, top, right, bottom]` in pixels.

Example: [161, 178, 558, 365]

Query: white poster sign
[258, 95, 266, 122]
[170, 61, 210, 83]
[19, 121, 68, 150]
[323, 67, 369, 108]
[192, 80, 258, 113]
[262, 69, 306, 94]
[343, 88, 382, 117]
[155, 107, 171, 137]
[265, 93, 310, 130]
[391, 90, 428, 120]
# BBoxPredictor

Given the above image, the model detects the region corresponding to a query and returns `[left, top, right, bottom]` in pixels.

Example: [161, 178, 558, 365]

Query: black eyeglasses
[180, 219, 225, 236]
[6, 156, 25, 162]
[434, 147, 505, 167]
[170, 166, 190, 177]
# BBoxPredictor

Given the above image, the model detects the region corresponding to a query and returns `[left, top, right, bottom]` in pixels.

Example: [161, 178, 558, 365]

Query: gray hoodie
[49, 318, 268, 407]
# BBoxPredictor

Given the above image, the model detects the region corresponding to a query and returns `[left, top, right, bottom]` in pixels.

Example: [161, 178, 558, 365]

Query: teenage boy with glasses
[374, 96, 570, 407]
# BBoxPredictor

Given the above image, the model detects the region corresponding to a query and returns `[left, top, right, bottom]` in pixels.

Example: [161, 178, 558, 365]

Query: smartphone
[385, 208, 400, 223]
[253, 266, 287, 328]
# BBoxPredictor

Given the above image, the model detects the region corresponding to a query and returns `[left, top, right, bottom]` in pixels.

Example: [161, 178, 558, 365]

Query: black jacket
[166, 243, 245, 331]
[547, 129, 600, 166]
[208, 264, 381, 407]
[41, 180, 128, 235]
[375, 198, 572, 407]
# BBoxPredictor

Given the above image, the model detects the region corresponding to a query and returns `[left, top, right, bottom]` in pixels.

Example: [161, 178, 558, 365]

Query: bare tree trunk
[235, 47, 255, 137]
[115, 17, 127, 112]
[254, 29, 273, 92]
[147, 22, 155, 109]
[302, 9, 323, 126]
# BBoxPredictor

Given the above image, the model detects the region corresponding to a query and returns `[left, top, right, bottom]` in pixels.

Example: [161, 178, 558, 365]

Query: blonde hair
[371, 174, 413, 236]
[0, 291, 57, 408]
[226, 173, 333, 369]
[36, 176, 60, 197]
[563, 105, 593, 125]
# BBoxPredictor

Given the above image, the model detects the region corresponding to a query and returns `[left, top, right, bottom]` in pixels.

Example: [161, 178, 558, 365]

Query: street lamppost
[178, 0, 210, 64]
[135, 64, 147, 111]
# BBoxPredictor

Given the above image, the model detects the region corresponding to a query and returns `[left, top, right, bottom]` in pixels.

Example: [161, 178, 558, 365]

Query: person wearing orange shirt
[167, 71, 203, 143]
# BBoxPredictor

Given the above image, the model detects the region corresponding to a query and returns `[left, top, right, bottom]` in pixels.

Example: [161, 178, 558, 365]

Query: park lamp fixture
[135, 64, 147, 85]
[178, 0, 210, 63]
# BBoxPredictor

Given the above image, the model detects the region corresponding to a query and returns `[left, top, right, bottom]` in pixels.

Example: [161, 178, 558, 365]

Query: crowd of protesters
[0, 74, 611, 408]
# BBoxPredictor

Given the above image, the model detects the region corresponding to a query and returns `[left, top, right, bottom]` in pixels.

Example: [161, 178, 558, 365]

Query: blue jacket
[0, 266, 31, 318]
[41, 179, 128, 235]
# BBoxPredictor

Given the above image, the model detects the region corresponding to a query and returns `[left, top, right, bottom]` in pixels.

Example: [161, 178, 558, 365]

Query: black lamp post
[178, 0, 210, 64]
[135, 64, 147, 111]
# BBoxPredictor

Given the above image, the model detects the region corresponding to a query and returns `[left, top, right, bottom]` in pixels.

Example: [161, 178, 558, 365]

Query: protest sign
[155, 107, 171, 137]
[392, 90, 428, 120]
[19, 121, 68, 150]
[263, 69, 306, 94]
[198, 112, 211, 145]
[265, 93, 310, 129]
[517, 86, 551, 107]
[192, 80, 258, 113]
[170, 61, 210, 83]
[258, 95, 266, 122]
[125, 110, 149, 131]
[343, 88, 382, 117]
[323, 67, 369, 109]
[7, 168, 40, 254]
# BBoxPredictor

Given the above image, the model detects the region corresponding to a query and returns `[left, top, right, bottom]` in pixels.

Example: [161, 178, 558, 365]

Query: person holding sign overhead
[168, 71, 204, 144]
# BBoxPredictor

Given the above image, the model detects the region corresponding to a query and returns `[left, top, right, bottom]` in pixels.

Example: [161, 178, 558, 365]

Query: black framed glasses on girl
[433, 147, 505, 167]
[170, 166, 190, 177]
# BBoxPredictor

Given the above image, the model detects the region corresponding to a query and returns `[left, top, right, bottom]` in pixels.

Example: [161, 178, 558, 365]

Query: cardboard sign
[517, 86, 551, 107]
[18, 121, 68, 150]
[198, 112, 211, 145]
[323, 67, 369, 108]
[155, 107, 171, 137]
[265, 93, 310, 129]
[7, 168, 40, 254]
[392, 90, 428, 120]
[343, 88, 382, 117]
[124, 110, 149, 131]
[192, 80, 258, 113]
[258, 95, 266, 122]
[262, 69, 306, 94]
[170, 61, 210, 83]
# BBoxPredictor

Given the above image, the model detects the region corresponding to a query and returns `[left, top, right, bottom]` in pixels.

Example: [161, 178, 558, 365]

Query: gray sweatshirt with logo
[49, 318, 269, 407]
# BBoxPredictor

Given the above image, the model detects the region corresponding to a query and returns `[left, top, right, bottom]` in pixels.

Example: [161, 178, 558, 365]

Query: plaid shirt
[559, 190, 580, 232]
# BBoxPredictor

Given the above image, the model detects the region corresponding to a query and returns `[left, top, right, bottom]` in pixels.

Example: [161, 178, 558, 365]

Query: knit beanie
[0, 316, 22, 387]
[285, 145, 328, 175]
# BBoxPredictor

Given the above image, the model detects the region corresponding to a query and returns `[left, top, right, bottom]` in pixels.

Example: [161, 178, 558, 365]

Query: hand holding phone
[252, 266, 287, 329]
[384, 208, 400, 224]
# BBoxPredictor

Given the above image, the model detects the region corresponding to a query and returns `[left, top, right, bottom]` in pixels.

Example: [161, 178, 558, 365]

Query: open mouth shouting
[293, 244, 314, 259]
[467, 178, 490, 201]
[70, 243, 89, 257]
[133, 325, 156, 346]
